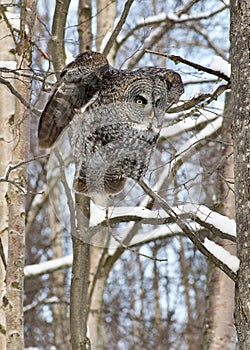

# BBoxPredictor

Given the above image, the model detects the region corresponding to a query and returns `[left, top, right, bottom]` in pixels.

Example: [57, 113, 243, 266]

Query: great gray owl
[38, 51, 184, 196]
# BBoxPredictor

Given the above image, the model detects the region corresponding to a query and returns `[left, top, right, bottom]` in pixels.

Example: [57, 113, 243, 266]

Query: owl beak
[151, 108, 162, 129]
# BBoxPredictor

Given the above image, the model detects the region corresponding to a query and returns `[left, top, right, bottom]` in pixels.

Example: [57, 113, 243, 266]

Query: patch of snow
[177, 204, 236, 237]
[0, 61, 17, 70]
[5, 11, 20, 30]
[210, 56, 231, 78]
[65, 49, 75, 64]
[203, 238, 239, 272]
[137, 12, 167, 26]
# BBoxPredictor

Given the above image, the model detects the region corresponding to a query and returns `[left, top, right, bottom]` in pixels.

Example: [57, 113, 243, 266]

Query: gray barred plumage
[38, 51, 184, 196]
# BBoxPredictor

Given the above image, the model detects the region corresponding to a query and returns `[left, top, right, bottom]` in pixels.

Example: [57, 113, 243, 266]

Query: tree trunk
[76, 2, 117, 349]
[5, 0, 34, 344]
[96, 0, 116, 62]
[230, 0, 250, 348]
[49, 208, 70, 350]
[78, 0, 93, 52]
[202, 93, 236, 349]
[49, 0, 70, 78]
[0, 7, 16, 350]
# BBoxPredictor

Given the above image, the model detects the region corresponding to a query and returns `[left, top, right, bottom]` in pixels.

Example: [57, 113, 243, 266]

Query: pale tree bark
[0, 4, 16, 349]
[5, 1, 36, 348]
[230, 1, 250, 348]
[46, 2, 93, 349]
[96, 0, 116, 62]
[202, 93, 236, 350]
[87, 228, 109, 350]
[179, 236, 194, 350]
[78, 0, 93, 52]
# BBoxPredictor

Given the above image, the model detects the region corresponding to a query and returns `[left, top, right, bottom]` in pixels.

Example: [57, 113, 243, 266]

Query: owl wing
[38, 51, 109, 148]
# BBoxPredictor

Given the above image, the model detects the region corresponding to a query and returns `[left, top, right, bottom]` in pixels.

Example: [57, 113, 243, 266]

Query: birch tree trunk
[5, 1, 36, 348]
[230, 0, 250, 348]
[78, 0, 93, 52]
[0, 5, 16, 349]
[96, 0, 116, 62]
[202, 93, 236, 349]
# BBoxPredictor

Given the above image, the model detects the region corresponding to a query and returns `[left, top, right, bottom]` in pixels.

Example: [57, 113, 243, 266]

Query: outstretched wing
[38, 51, 109, 148]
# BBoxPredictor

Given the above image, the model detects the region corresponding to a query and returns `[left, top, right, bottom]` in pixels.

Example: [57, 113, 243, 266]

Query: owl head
[98, 68, 184, 132]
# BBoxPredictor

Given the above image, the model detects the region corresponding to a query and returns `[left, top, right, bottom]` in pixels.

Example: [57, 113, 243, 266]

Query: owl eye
[135, 95, 147, 105]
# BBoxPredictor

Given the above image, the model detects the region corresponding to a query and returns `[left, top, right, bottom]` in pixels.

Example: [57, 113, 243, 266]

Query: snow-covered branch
[138, 180, 237, 281]
[24, 254, 73, 278]
[24, 201, 237, 278]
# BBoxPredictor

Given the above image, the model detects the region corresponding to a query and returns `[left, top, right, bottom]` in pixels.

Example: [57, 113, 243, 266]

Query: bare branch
[145, 49, 231, 82]
[0, 4, 18, 46]
[118, 3, 228, 55]
[102, 0, 134, 56]
[0, 75, 30, 108]
[169, 83, 230, 114]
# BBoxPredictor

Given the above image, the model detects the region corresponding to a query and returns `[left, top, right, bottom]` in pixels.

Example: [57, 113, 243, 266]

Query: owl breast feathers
[38, 51, 184, 197]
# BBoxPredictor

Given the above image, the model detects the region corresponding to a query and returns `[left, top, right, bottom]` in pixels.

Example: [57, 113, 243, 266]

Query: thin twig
[0, 238, 7, 270]
[3, 155, 47, 181]
[0, 76, 41, 116]
[110, 230, 168, 262]
[0, 155, 47, 192]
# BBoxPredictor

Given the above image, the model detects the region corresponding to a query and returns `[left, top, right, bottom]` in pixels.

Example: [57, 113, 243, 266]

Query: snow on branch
[24, 254, 73, 278]
[169, 116, 223, 166]
[203, 238, 239, 273]
[136, 4, 227, 27]
[210, 55, 231, 78]
[24, 202, 236, 278]
[89, 201, 236, 241]
[156, 115, 222, 191]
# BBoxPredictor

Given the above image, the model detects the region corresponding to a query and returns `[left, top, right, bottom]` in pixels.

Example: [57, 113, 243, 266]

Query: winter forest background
[0, 0, 249, 349]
